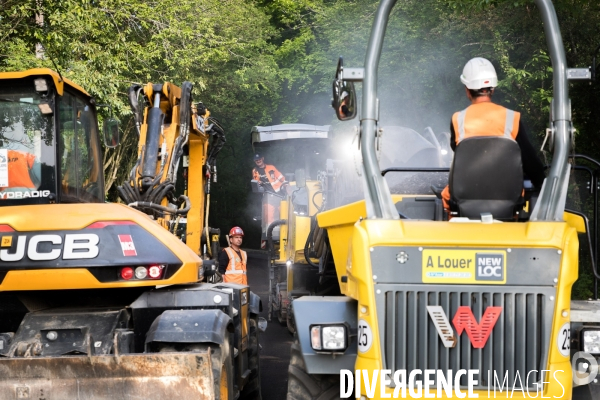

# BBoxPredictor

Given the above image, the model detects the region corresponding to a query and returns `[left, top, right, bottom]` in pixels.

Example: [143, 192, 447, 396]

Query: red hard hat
[229, 226, 244, 237]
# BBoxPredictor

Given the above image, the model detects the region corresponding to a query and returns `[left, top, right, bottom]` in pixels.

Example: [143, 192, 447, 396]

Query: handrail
[530, 0, 571, 222]
[381, 167, 450, 176]
[359, 0, 571, 221]
[360, 0, 399, 219]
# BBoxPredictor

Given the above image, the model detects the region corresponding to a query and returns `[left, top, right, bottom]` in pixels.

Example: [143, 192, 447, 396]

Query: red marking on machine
[427, 305, 502, 349]
[118, 234, 137, 257]
[452, 306, 502, 349]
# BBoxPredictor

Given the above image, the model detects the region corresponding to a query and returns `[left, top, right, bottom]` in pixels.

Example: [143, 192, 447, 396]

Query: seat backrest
[449, 136, 523, 219]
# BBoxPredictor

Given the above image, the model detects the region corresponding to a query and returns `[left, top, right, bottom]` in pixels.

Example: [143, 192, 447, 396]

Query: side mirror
[103, 118, 120, 148]
[332, 57, 358, 121]
[295, 168, 306, 188]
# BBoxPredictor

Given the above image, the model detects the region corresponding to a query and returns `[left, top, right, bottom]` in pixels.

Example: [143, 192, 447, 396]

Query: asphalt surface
[246, 251, 292, 400]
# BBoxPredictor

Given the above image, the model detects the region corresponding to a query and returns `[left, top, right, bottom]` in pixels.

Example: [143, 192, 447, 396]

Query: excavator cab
[0, 69, 116, 206]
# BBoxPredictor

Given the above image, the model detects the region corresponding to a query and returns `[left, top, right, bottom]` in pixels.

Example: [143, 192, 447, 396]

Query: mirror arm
[342, 68, 364, 82]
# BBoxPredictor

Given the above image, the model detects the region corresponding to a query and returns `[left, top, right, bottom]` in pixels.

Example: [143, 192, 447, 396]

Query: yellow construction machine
[0, 69, 264, 399]
[285, 0, 600, 399]
[249, 124, 339, 333]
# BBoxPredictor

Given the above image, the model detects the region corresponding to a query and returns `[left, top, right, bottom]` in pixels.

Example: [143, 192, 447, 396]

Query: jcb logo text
[0, 234, 99, 262]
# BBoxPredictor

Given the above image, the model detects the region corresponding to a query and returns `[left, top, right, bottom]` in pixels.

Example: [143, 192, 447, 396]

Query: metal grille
[377, 286, 554, 390]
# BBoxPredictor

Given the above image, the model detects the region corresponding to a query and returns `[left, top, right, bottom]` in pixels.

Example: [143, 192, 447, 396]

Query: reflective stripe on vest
[453, 103, 519, 145]
[225, 270, 245, 274]
[223, 247, 247, 285]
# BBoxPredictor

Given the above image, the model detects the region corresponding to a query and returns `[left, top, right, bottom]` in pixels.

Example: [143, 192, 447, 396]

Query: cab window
[58, 91, 103, 203]
[0, 80, 54, 201]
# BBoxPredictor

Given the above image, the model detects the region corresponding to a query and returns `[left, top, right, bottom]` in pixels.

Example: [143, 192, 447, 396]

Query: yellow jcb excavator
[0, 69, 263, 400]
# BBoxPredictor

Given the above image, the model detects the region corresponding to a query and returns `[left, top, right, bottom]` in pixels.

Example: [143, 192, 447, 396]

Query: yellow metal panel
[187, 133, 209, 255]
[347, 218, 576, 398]
[306, 180, 323, 216]
[278, 200, 289, 263]
[1, 236, 11, 247]
[293, 216, 311, 263]
[0, 265, 198, 291]
[324, 199, 578, 399]
[564, 210, 586, 233]
[0, 68, 90, 97]
[0, 203, 202, 290]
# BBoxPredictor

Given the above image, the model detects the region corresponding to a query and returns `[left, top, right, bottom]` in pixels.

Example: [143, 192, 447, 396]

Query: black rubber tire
[277, 290, 288, 326]
[286, 303, 296, 335]
[240, 317, 262, 400]
[287, 339, 339, 400]
[209, 337, 234, 400]
[157, 339, 233, 400]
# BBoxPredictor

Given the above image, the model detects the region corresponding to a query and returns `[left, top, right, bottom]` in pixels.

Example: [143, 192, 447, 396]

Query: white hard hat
[460, 57, 498, 90]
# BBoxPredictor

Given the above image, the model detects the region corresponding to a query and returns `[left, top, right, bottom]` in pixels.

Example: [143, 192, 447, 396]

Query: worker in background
[253, 153, 288, 226]
[218, 226, 248, 285]
[0, 149, 39, 190]
[252, 153, 288, 194]
[441, 57, 545, 213]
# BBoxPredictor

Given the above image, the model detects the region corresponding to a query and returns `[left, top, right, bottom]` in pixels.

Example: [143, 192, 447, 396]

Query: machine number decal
[118, 235, 137, 257]
[357, 319, 373, 353]
[557, 322, 570, 357]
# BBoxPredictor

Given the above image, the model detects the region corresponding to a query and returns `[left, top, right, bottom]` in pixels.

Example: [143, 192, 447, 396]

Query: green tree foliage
[0, 0, 281, 244]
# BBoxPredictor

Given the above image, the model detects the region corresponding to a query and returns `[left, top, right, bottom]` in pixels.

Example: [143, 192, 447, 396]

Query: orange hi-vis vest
[223, 247, 247, 285]
[443, 102, 520, 211]
[1, 150, 36, 189]
[451, 102, 520, 145]
[253, 164, 286, 193]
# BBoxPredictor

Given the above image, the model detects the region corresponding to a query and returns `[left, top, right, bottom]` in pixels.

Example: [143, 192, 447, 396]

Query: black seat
[449, 136, 523, 220]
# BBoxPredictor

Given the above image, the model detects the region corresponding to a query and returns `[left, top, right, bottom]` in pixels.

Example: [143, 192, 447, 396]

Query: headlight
[310, 324, 347, 351]
[583, 330, 600, 354]
[322, 326, 346, 350]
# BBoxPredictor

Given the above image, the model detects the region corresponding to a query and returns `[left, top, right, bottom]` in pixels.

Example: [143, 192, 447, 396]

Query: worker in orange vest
[441, 57, 545, 214]
[252, 153, 288, 194]
[0, 149, 37, 189]
[252, 153, 288, 229]
[218, 226, 248, 285]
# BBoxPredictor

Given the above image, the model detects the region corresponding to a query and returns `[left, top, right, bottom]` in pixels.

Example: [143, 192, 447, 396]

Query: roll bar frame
[359, 0, 571, 221]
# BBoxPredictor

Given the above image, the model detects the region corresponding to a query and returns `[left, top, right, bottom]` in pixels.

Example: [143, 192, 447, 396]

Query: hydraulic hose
[205, 193, 212, 257]
[312, 190, 324, 212]
[127, 84, 143, 136]
[128, 195, 190, 216]
[141, 94, 164, 190]
[303, 220, 320, 268]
